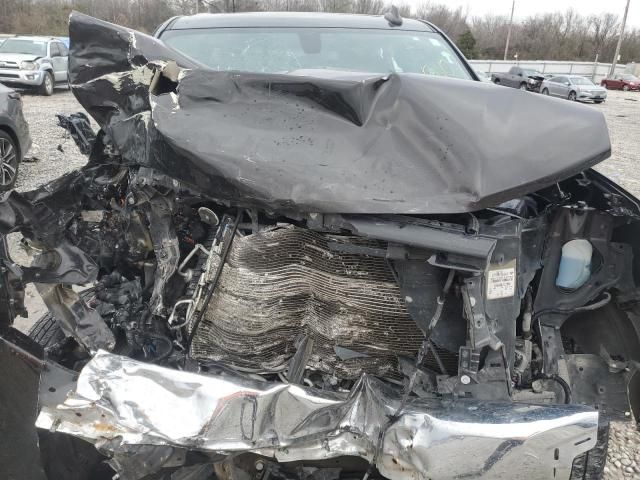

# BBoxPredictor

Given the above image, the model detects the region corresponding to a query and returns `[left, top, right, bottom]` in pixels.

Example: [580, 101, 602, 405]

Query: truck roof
[164, 12, 436, 32]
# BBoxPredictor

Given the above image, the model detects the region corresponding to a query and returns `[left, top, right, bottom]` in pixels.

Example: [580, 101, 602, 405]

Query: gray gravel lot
[16, 88, 89, 191]
[8, 87, 640, 478]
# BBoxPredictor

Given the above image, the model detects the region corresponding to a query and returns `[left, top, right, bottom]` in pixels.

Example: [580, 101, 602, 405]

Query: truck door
[57, 42, 69, 82]
[509, 67, 521, 87]
[49, 42, 67, 83]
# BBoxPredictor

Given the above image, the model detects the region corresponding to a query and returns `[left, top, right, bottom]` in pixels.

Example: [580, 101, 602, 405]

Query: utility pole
[503, 0, 515, 61]
[609, 0, 631, 77]
[195, 0, 199, 14]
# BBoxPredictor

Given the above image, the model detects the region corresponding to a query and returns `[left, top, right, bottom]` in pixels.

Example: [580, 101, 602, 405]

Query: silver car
[540, 75, 607, 103]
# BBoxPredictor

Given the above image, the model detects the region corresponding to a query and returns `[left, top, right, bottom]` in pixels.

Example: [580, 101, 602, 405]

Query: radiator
[191, 225, 456, 379]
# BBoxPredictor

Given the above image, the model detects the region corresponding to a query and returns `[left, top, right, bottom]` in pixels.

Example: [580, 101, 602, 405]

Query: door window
[50, 43, 61, 57]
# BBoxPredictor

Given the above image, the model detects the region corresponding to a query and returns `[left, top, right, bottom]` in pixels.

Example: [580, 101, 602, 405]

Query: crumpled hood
[0, 53, 40, 63]
[68, 12, 611, 215]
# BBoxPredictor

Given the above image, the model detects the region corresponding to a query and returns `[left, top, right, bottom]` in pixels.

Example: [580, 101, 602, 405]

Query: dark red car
[601, 73, 640, 91]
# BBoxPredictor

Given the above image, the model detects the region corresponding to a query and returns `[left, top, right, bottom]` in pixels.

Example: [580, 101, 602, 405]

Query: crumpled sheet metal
[0, 177, 115, 351]
[35, 284, 115, 353]
[37, 351, 598, 480]
[68, 12, 611, 215]
[0, 184, 114, 352]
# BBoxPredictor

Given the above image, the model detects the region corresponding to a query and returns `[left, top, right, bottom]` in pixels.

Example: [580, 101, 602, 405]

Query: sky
[403, 0, 640, 29]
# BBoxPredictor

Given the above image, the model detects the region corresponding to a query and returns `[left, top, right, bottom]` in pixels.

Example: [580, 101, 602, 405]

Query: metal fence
[468, 60, 627, 83]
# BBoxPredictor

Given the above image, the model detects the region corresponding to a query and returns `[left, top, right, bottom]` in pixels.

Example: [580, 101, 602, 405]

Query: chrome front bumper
[0, 68, 44, 86]
[37, 351, 598, 480]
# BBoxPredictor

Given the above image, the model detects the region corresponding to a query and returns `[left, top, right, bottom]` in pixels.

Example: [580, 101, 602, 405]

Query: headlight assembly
[20, 61, 37, 71]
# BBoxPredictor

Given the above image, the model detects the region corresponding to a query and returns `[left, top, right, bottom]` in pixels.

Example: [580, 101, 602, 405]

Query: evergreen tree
[458, 29, 477, 59]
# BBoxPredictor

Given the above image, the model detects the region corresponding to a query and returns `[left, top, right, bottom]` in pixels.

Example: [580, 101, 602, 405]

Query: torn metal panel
[38, 351, 598, 480]
[143, 196, 180, 315]
[68, 12, 611, 215]
[56, 112, 96, 155]
[68, 12, 199, 87]
[35, 284, 115, 353]
[20, 240, 99, 284]
[0, 162, 127, 249]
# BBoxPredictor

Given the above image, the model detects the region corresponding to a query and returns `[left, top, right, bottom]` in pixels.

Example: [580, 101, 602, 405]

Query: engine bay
[5, 127, 639, 406]
[3, 135, 639, 479]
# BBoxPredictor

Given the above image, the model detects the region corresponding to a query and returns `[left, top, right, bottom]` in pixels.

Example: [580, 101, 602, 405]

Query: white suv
[0, 36, 68, 96]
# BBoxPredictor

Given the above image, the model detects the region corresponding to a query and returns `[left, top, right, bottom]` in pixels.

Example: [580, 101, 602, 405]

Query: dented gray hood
[68, 12, 611, 215]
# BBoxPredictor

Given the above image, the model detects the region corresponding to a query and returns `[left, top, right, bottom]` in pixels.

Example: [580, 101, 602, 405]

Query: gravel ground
[7, 87, 640, 478]
[16, 88, 89, 191]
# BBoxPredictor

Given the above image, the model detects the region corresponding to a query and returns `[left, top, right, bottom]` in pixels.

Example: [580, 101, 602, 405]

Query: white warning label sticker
[486, 266, 516, 300]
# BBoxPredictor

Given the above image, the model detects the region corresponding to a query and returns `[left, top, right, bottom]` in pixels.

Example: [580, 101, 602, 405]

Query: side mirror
[517, 72, 523, 77]
[565, 82, 571, 86]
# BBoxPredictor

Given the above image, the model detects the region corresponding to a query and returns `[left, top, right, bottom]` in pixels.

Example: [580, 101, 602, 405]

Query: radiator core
[190, 225, 454, 379]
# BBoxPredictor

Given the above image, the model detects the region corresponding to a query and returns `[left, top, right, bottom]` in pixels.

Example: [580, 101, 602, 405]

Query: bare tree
[317, 0, 352, 13]
[470, 14, 510, 59]
[416, 2, 468, 39]
[353, 0, 384, 15]
[590, 13, 619, 57]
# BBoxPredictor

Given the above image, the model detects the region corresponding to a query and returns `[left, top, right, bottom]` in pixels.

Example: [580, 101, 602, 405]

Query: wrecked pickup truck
[491, 66, 546, 92]
[1, 11, 640, 480]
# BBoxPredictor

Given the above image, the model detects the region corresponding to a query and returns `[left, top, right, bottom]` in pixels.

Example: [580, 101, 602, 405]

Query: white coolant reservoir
[555, 239, 593, 289]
